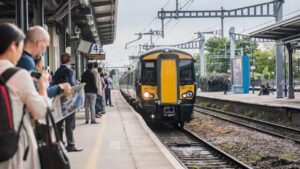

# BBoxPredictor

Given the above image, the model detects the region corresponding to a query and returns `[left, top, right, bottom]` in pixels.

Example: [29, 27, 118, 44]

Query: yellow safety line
[85, 115, 107, 169]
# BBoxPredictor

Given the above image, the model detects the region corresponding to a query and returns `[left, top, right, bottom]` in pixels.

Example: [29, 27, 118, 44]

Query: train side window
[179, 60, 193, 84]
[142, 61, 157, 84]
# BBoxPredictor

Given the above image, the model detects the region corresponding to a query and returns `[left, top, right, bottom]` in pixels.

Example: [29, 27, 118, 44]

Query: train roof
[139, 47, 193, 60]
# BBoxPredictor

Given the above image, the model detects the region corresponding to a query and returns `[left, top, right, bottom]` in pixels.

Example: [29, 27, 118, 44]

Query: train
[119, 47, 196, 128]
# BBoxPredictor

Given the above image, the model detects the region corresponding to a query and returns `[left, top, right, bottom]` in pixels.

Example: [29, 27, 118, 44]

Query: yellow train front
[120, 48, 196, 128]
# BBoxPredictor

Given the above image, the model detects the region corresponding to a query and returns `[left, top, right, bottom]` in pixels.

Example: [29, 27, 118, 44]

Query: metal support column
[199, 34, 206, 77]
[221, 7, 224, 37]
[24, 0, 28, 31]
[16, 0, 29, 31]
[16, 0, 24, 30]
[68, 0, 72, 40]
[284, 46, 287, 97]
[34, 0, 45, 26]
[229, 27, 236, 59]
[286, 43, 295, 99]
[59, 24, 66, 55]
[251, 44, 255, 94]
[275, 0, 284, 98]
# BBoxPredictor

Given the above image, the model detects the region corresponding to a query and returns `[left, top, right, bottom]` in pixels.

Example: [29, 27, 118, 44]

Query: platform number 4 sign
[90, 44, 101, 54]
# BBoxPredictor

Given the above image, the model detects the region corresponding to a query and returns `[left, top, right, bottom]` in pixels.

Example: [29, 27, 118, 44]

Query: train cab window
[142, 61, 157, 84]
[179, 60, 194, 84]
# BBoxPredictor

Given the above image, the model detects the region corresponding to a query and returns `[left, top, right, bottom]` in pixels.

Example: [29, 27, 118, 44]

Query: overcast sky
[103, 0, 300, 67]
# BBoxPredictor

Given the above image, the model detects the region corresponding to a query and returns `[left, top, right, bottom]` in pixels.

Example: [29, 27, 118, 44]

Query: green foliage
[221, 104, 230, 111]
[253, 46, 275, 79]
[205, 37, 230, 73]
[236, 37, 258, 55]
[262, 66, 271, 80]
[251, 155, 262, 162]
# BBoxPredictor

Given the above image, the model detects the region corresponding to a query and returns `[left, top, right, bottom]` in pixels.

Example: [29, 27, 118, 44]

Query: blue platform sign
[231, 55, 250, 93]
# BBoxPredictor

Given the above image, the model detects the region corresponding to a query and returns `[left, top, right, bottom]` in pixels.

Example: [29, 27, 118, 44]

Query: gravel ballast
[186, 112, 300, 169]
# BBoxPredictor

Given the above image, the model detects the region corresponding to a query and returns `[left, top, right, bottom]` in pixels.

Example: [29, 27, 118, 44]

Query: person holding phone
[16, 26, 71, 98]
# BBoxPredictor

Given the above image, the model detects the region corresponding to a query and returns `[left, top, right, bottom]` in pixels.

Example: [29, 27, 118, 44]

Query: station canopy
[74, 0, 117, 45]
[0, 0, 118, 45]
[249, 15, 300, 44]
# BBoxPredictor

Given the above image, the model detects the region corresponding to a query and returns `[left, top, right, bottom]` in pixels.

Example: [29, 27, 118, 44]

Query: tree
[236, 37, 258, 56]
[205, 37, 230, 73]
[253, 46, 275, 80]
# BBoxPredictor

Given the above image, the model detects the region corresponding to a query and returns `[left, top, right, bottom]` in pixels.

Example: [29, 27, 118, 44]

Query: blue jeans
[95, 94, 103, 114]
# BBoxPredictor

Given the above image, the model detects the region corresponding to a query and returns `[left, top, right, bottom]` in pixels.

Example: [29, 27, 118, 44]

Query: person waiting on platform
[223, 76, 230, 95]
[258, 83, 270, 96]
[52, 53, 82, 152]
[16, 25, 72, 98]
[81, 63, 99, 124]
[104, 73, 113, 107]
[0, 23, 50, 169]
[92, 62, 103, 118]
[99, 71, 106, 113]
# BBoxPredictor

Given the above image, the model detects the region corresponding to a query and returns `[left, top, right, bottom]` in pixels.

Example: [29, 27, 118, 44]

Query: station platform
[197, 91, 300, 110]
[68, 91, 183, 169]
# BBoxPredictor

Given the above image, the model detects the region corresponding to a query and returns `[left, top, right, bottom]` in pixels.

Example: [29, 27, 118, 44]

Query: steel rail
[194, 105, 300, 143]
[155, 127, 252, 169]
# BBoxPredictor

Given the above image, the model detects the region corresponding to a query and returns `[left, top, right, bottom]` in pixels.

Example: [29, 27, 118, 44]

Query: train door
[158, 55, 179, 104]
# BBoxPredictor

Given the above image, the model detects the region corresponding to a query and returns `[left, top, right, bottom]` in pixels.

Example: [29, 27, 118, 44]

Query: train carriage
[120, 47, 196, 128]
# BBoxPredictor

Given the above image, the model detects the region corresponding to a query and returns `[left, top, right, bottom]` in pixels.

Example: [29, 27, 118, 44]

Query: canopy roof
[249, 15, 300, 43]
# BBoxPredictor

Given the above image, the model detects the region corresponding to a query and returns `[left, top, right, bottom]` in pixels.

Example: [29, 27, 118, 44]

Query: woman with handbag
[0, 23, 51, 169]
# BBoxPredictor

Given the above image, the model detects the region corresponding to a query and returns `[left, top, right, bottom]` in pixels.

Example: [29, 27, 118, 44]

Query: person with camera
[0, 23, 51, 169]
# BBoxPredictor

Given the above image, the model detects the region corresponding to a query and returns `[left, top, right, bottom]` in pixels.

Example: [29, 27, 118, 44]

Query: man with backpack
[0, 23, 51, 169]
[52, 53, 82, 152]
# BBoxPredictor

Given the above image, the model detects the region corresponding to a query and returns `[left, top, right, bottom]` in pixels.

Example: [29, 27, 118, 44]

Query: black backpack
[56, 67, 70, 84]
[0, 67, 25, 162]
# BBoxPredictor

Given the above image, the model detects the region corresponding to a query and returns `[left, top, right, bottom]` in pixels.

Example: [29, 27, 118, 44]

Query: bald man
[17, 26, 50, 71]
[17, 26, 71, 98]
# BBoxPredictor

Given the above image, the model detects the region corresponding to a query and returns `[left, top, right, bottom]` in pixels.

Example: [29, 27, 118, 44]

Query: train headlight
[186, 91, 193, 97]
[143, 92, 154, 99]
[182, 91, 193, 98]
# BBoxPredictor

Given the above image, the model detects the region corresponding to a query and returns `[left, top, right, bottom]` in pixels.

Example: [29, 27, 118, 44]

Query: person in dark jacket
[81, 63, 98, 124]
[223, 76, 230, 95]
[52, 53, 82, 152]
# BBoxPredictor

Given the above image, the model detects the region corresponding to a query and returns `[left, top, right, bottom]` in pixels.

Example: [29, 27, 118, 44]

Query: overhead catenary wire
[140, 0, 171, 32]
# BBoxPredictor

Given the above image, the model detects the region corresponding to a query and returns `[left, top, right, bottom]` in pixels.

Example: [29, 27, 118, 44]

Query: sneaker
[66, 145, 83, 152]
[109, 105, 113, 107]
[91, 120, 99, 124]
[85, 121, 89, 124]
[96, 114, 101, 118]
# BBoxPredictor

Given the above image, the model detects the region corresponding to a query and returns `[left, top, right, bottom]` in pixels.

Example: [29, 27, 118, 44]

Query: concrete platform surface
[68, 91, 183, 169]
[197, 91, 300, 109]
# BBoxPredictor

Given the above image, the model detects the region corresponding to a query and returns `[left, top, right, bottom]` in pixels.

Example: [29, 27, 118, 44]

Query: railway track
[154, 126, 251, 169]
[194, 105, 300, 143]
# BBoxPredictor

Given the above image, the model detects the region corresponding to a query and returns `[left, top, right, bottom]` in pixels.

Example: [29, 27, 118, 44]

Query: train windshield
[142, 61, 157, 84]
[179, 60, 194, 84]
